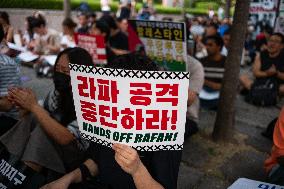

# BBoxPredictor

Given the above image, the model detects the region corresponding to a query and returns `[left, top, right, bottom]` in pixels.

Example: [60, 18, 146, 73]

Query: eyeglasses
[268, 39, 282, 44]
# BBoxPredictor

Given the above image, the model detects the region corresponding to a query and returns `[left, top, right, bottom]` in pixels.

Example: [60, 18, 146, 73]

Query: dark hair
[31, 17, 46, 29]
[0, 24, 4, 42]
[207, 22, 219, 30]
[95, 19, 110, 40]
[26, 16, 36, 38]
[117, 17, 127, 23]
[78, 12, 89, 19]
[106, 51, 158, 71]
[223, 28, 231, 36]
[205, 35, 224, 48]
[89, 12, 97, 18]
[271, 32, 284, 44]
[68, 47, 94, 66]
[62, 17, 77, 28]
[100, 15, 118, 30]
[52, 47, 93, 126]
[0, 11, 10, 25]
[263, 25, 273, 35]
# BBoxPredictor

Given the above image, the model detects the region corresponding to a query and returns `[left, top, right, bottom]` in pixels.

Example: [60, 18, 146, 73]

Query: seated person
[31, 17, 61, 55]
[240, 33, 284, 95]
[195, 23, 220, 59]
[0, 24, 21, 135]
[0, 11, 14, 43]
[0, 48, 94, 186]
[185, 55, 204, 138]
[100, 15, 129, 55]
[41, 51, 182, 189]
[199, 35, 226, 110]
[264, 107, 284, 185]
[61, 18, 77, 49]
[76, 12, 89, 34]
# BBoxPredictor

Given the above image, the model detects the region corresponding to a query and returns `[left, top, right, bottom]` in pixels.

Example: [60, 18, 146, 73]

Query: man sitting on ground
[199, 35, 226, 110]
[0, 24, 21, 135]
[240, 33, 284, 95]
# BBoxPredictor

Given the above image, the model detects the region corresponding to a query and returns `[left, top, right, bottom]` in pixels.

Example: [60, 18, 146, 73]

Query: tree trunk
[63, 0, 71, 19]
[189, 0, 195, 8]
[212, 0, 250, 142]
[225, 0, 231, 18]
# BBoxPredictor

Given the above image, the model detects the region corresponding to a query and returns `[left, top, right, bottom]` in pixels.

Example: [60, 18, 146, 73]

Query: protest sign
[279, 0, 284, 16]
[128, 20, 187, 72]
[274, 16, 284, 34]
[75, 33, 107, 65]
[70, 64, 189, 151]
[228, 178, 284, 189]
[249, 0, 278, 32]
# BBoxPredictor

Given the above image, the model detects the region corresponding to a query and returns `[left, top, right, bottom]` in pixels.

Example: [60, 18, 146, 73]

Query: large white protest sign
[228, 178, 284, 189]
[70, 64, 189, 151]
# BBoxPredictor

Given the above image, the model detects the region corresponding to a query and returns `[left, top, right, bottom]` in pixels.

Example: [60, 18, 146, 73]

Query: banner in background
[128, 20, 187, 72]
[249, 0, 279, 32]
[75, 33, 107, 65]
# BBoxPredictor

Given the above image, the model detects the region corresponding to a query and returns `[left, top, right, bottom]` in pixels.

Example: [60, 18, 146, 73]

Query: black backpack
[245, 78, 278, 106]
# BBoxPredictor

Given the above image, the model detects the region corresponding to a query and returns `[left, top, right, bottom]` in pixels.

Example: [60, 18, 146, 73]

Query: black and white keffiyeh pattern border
[69, 64, 190, 80]
[80, 133, 183, 151]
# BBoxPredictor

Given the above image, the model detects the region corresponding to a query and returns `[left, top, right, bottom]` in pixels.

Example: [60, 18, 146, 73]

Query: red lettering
[80, 100, 97, 122]
[98, 105, 118, 128]
[121, 108, 135, 129]
[77, 76, 89, 98]
[146, 110, 159, 129]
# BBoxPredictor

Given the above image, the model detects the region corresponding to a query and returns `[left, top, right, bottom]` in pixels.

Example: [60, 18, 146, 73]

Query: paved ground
[20, 65, 281, 189]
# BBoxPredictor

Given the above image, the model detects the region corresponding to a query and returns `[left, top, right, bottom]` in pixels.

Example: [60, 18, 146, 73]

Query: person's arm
[187, 90, 197, 106]
[252, 53, 276, 78]
[112, 144, 164, 189]
[188, 58, 205, 106]
[47, 35, 61, 54]
[6, 26, 14, 43]
[0, 96, 13, 111]
[40, 159, 98, 189]
[110, 47, 129, 56]
[8, 88, 74, 145]
[277, 71, 284, 81]
[204, 79, 222, 90]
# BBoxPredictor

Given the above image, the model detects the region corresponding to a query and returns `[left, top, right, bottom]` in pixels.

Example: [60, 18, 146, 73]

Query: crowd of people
[0, 2, 283, 188]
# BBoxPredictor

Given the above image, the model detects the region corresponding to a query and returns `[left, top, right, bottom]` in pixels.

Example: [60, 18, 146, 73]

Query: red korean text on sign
[119, 108, 178, 131]
[97, 79, 119, 103]
[77, 76, 120, 126]
[156, 84, 179, 106]
[130, 83, 152, 106]
[98, 105, 119, 128]
[80, 100, 97, 123]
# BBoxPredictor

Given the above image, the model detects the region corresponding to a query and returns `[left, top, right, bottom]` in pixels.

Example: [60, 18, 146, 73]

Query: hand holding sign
[113, 143, 142, 176]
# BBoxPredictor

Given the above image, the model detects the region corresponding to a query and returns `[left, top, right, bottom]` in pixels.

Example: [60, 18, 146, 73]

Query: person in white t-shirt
[101, 0, 111, 14]
[32, 17, 61, 55]
[61, 18, 77, 49]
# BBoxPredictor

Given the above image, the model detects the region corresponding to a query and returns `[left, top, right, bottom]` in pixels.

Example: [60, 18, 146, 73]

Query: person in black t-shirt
[199, 35, 226, 109]
[40, 52, 182, 189]
[76, 12, 90, 34]
[100, 15, 129, 55]
[240, 33, 284, 95]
